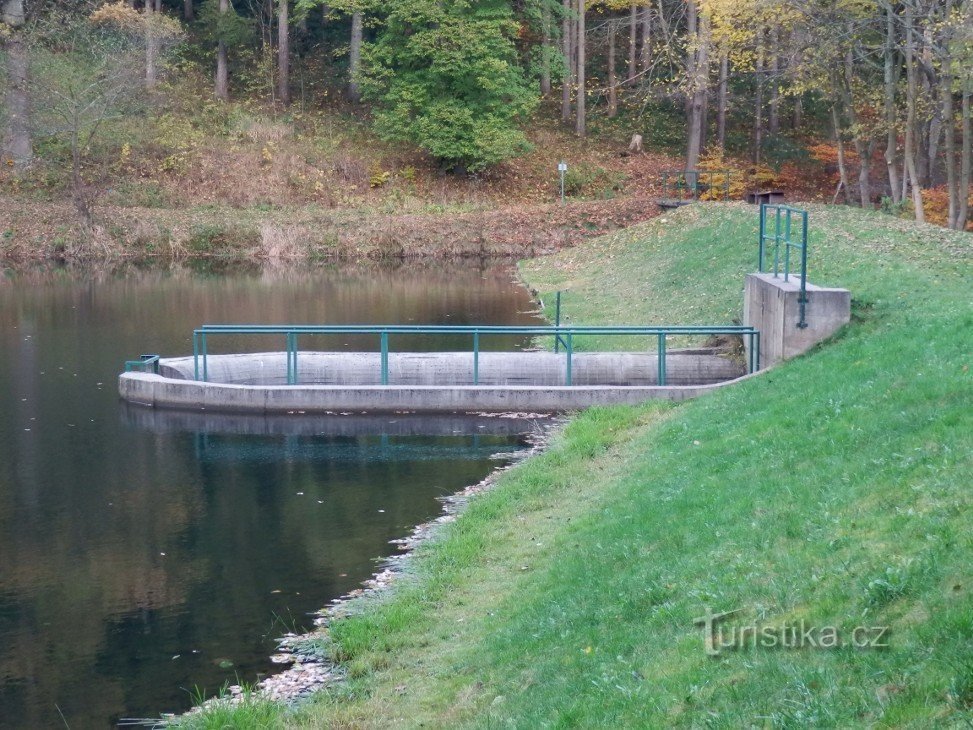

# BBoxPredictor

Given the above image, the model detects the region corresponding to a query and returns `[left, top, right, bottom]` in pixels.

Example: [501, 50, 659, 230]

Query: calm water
[0, 263, 544, 729]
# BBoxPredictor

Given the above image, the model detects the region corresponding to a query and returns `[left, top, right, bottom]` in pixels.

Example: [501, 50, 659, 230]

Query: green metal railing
[758, 203, 809, 328]
[660, 169, 732, 202]
[188, 323, 760, 387]
[124, 354, 160, 374]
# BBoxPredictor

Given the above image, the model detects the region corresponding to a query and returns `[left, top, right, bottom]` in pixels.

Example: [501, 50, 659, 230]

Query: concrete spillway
[159, 350, 742, 387]
[119, 349, 747, 414]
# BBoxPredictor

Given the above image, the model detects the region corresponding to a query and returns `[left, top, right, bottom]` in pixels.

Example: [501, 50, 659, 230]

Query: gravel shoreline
[180, 414, 559, 718]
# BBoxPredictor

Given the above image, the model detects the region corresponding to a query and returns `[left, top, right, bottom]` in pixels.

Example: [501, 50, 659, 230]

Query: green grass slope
[181, 203, 972, 728]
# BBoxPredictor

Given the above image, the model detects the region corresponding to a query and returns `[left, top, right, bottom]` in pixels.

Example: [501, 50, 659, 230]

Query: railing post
[473, 330, 480, 385]
[380, 331, 389, 385]
[193, 330, 199, 381]
[758, 204, 766, 272]
[798, 211, 809, 328]
[291, 333, 299, 384]
[554, 291, 562, 353]
[657, 332, 666, 386]
[773, 206, 782, 276]
[201, 332, 209, 382]
[285, 333, 291, 384]
[565, 332, 573, 385]
[784, 209, 793, 282]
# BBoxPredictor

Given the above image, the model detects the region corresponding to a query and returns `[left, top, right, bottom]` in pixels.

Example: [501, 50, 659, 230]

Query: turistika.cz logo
[694, 607, 890, 656]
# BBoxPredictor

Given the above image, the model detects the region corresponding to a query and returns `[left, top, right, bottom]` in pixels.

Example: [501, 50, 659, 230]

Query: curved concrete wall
[120, 349, 749, 414]
[119, 372, 749, 414]
[160, 350, 743, 387]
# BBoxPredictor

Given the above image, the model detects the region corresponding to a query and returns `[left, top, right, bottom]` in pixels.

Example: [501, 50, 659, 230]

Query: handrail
[187, 324, 760, 387]
[758, 203, 809, 328]
[124, 354, 160, 374]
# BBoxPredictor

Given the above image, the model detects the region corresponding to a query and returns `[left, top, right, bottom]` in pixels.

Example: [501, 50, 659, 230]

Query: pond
[0, 263, 545, 729]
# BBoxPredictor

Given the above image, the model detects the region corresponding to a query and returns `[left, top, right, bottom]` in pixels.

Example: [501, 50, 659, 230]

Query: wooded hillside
[2, 0, 971, 230]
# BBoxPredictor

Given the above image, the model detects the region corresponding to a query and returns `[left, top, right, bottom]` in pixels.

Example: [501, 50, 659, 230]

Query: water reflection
[0, 263, 543, 729]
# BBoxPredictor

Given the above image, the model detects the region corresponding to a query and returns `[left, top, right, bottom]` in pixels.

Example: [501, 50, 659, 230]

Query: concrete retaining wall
[744, 272, 850, 369]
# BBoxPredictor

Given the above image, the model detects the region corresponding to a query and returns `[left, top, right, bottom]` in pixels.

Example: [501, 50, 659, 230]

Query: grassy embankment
[181, 203, 972, 727]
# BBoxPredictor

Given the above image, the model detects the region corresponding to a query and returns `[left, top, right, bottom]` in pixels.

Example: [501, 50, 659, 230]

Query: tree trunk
[903, 4, 924, 221]
[1, 5, 31, 170]
[753, 32, 764, 164]
[184, 0, 194, 21]
[927, 114, 942, 186]
[561, 0, 572, 121]
[575, 0, 585, 136]
[942, 57, 958, 228]
[639, 0, 651, 73]
[716, 51, 728, 151]
[842, 43, 873, 208]
[541, 1, 552, 95]
[832, 104, 850, 204]
[685, 0, 709, 170]
[627, 3, 637, 82]
[768, 26, 779, 137]
[278, 0, 291, 107]
[348, 10, 362, 102]
[793, 96, 803, 130]
[883, 4, 900, 203]
[608, 20, 617, 117]
[958, 89, 971, 230]
[145, 1, 158, 89]
[69, 128, 91, 224]
[215, 0, 229, 100]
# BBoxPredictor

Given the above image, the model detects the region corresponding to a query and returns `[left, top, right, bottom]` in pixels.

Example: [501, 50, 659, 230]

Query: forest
[2, 0, 972, 234]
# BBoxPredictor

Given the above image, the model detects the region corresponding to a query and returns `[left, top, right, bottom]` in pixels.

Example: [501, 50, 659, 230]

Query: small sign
[558, 162, 568, 172]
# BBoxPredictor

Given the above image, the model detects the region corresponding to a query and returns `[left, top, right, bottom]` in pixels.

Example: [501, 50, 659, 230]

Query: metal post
[754, 331, 761, 371]
[193, 330, 199, 381]
[758, 204, 766, 272]
[554, 291, 562, 354]
[798, 211, 809, 328]
[773, 206, 782, 276]
[473, 331, 479, 385]
[558, 161, 567, 205]
[291, 333, 299, 384]
[285, 333, 292, 384]
[657, 332, 666, 385]
[201, 332, 208, 382]
[565, 333, 573, 385]
[784, 209, 792, 282]
[380, 331, 389, 385]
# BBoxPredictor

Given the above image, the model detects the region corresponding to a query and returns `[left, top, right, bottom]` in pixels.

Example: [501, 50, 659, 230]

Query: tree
[684, 0, 710, 170]
[1, 0, 31, 169]
[278, 0, 290, 105]
[198, 0, 253, 101]
[29, 3, 181, 220]
[348, 7, 362, 101]
[561, 0, 572, 121]
[361, 0, 536, 172]
[575, 0, 585, 135]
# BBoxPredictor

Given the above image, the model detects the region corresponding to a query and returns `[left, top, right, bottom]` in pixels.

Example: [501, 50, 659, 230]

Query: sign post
[558, 161, 568, 205]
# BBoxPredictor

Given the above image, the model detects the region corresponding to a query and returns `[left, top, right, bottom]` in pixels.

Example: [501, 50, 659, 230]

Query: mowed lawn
[182, 203, 973, 728]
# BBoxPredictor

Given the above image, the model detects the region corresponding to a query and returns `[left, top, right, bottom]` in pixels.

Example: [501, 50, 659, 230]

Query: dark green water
[0, 264, 544, 729]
